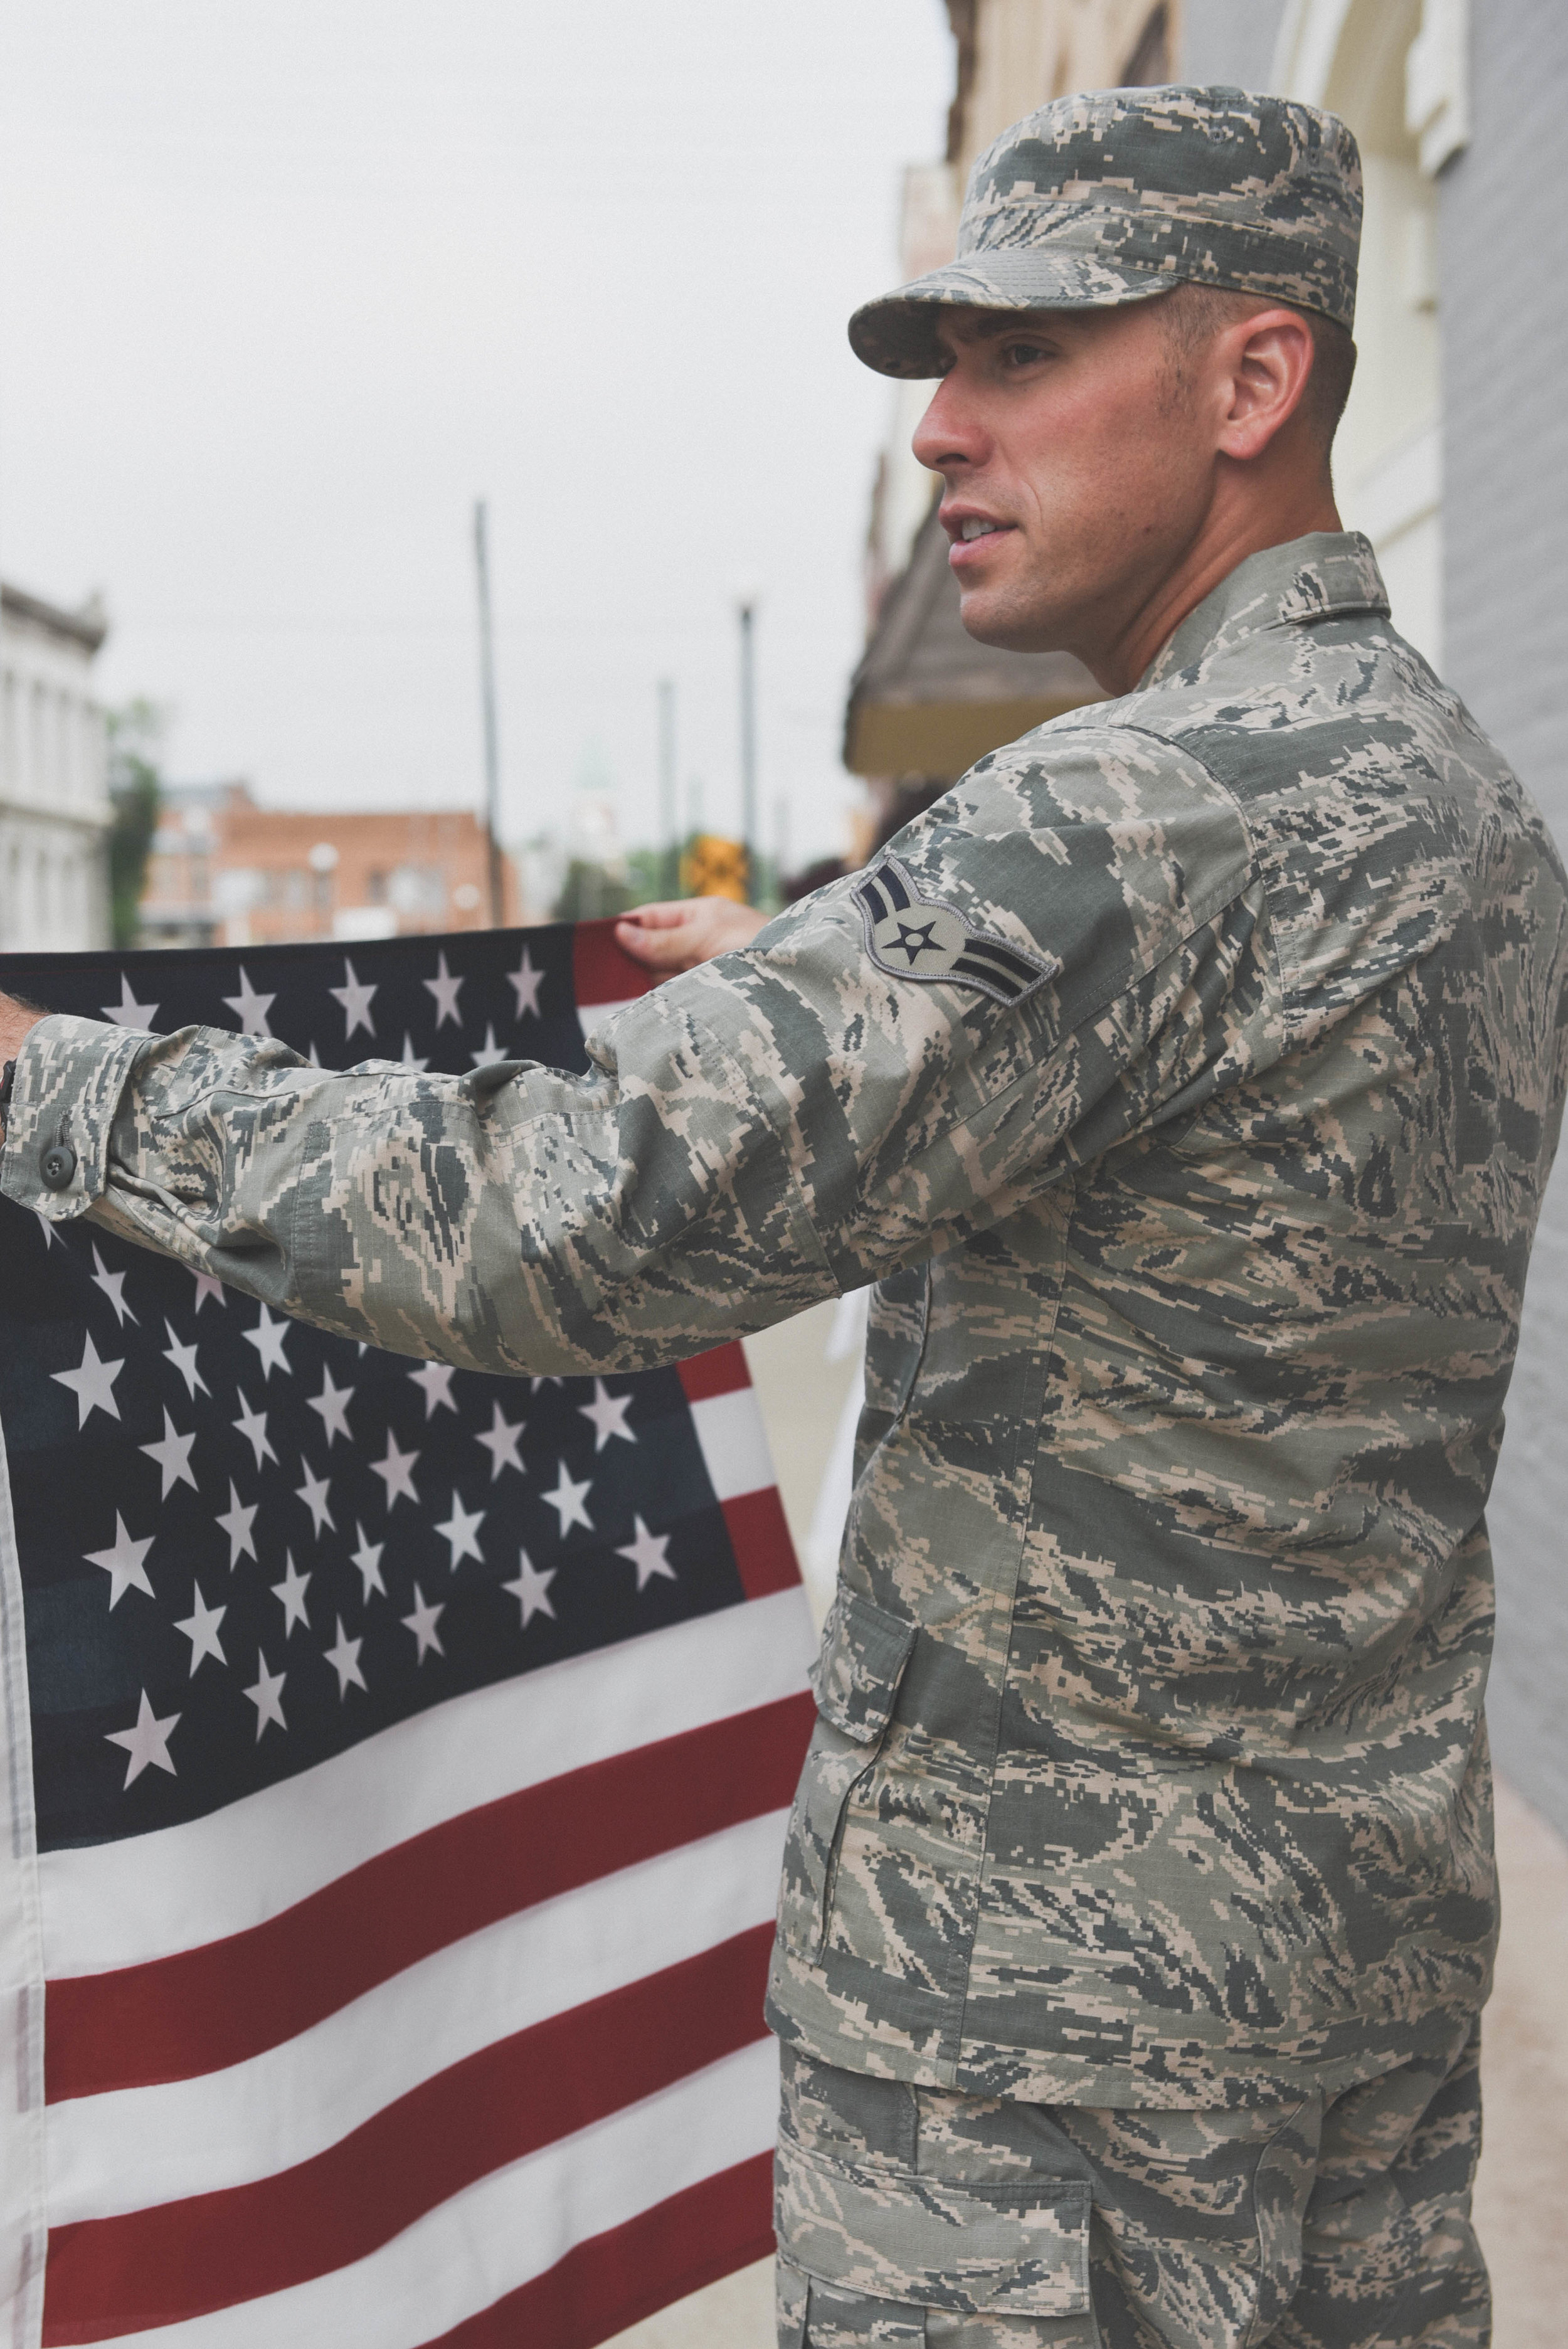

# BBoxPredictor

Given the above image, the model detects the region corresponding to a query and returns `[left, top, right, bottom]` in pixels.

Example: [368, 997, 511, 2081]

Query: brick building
[139, 785, 521, 951]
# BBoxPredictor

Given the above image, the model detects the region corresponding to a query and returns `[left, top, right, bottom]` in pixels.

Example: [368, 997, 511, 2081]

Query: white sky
[0, 1, 953, 870]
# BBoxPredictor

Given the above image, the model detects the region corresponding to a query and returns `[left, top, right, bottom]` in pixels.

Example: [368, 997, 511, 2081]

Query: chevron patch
[852, 854, 1058, 1006]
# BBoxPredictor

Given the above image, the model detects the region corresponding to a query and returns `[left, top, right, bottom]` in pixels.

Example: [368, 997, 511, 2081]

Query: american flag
[0, 918, 815, 2348]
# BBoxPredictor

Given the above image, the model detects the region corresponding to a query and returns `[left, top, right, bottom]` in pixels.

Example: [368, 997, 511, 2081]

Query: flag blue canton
[0, 925, 750, 1852]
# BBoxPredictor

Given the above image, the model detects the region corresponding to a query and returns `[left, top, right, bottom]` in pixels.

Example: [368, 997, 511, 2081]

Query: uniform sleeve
[0, 726, 1279, 1375]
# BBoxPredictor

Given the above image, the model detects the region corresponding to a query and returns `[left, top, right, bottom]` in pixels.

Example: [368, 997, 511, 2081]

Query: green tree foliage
[106, 701, 164, 949]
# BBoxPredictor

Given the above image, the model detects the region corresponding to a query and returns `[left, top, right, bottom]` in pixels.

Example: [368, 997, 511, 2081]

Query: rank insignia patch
[853, 854, 1059, 1005]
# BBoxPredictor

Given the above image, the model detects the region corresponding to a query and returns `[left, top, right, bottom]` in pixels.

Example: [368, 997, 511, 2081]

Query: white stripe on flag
[83, 2037, 778, 2349]
[689, 1389, 777, 1503]
[43, 1585, 813, 1975]
[48, 1807, 788, 2223]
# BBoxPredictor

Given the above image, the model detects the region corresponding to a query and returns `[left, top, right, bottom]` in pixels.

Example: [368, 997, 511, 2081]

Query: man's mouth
[959, 518, 1007, 540]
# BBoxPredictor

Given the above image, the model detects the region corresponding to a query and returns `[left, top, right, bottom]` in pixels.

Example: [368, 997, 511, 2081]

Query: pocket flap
[810, 1591, 917, 1745]
[779, 2139, 1091, 2319]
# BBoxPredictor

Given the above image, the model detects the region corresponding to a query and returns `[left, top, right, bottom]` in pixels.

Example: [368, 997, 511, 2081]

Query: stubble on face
[917, 301, 1217, 673]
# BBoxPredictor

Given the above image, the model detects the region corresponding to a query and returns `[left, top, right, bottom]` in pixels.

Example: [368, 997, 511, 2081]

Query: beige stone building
[0, 582, 111, 952]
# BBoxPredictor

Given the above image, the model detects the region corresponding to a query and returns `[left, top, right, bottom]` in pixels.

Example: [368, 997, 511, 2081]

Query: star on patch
[852, 854, 1059, 1006]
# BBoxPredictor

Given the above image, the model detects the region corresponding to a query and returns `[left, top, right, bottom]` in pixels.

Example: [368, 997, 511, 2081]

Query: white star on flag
[245, 1653, 288, 1739]
[243, 1305, 292, 1380]
[474, 1401, 526, 1481]
[371, 1431, 421, 1509]
[351, 1523, 387, 1603]
[505, 1549, 556, 1627]
[270, 1551, 312, 1635]
[162, 1319, 209, 1401]
[423, 952, 464, 1027]
[469, 1024, 505, 1068]
[408, 1361, 458, 1419]
[435, 1492, 487, 1570]
[105, 1691, 180, 1787]
[329, 957, 378, 1041]
[215, 1481, 259, 1569]
[400, 1034, 430, 1071]
[542, 1460, 594, 1537]
[233, 1389, 277, 1470]
[222, 967, 276, 1037]
[307, 1365, 355, 1445]
[578, 1379, 636, 1452]
[101, 974, 160, 1030]
[34, 1213, 57, 1250]
[85, 1514, 156, 1608]
[507, 945, 544, 1020]
[174, 1582, 228, 1673]
[52, 1332, 124, 1428]
[139, 1408, 199, 1499]
[295, 1461, 334, 1537]
[323, 1616, 367, 1698]
[615, 1515, 675, 1591]
[402, 1583, 445, 1662]
[90, 1245, 139, 1327]
[191, 1270, 226, 1312]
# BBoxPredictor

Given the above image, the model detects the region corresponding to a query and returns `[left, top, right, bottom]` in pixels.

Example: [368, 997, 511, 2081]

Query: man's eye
[1002, 341, 1049, 367]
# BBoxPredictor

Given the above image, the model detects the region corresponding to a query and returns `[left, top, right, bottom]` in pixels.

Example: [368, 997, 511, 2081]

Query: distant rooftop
[0, 581, 109, 655]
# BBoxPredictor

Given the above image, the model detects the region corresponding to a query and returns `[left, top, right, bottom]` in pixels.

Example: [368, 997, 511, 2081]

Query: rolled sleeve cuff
[1, 1012, 152, 1222]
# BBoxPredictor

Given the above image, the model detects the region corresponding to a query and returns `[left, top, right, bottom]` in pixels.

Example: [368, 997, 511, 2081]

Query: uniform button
[40, 1142, 77, 1191]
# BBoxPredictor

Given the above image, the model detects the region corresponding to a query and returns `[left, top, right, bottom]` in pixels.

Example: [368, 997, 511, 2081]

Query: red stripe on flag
[42, 1926, 776, 2344]
[418, 2150, 775, 2349]
[677, 1342, 752, 1402]
[571, 919, 657, 1013]
[723, 1489, 801, 1601]
[47, 1692, 813, 2102]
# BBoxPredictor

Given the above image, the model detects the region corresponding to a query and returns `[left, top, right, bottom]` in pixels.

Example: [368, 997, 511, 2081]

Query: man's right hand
[614, 896, 768, 977]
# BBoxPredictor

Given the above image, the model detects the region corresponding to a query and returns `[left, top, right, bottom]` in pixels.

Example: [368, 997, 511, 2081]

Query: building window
[1121, 4, 1170, 88]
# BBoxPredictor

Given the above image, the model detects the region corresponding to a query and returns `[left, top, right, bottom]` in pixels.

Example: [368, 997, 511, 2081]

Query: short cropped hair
[1158, 282, 1357, 467]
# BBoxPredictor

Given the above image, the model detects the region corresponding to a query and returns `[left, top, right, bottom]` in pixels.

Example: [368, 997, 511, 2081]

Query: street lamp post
[657, 677, 677, 899]
[474, 499, 505, 928]
[737, 599, 757, 904]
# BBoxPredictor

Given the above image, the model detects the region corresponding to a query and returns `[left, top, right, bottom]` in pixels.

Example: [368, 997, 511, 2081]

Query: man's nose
[911, 373, 988, 474]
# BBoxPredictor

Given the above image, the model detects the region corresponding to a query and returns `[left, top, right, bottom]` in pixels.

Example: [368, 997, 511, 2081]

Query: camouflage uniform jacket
[6, 533, 1566, 2107]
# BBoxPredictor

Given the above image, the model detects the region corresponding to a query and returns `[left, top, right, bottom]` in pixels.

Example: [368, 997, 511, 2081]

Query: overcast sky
[0, 1, 952, 871]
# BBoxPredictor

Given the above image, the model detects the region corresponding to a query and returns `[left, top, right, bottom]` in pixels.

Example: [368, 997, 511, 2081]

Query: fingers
[618, 901, 691, 933]
[615, 896, 770, 975]
[615, 919, 702, 972]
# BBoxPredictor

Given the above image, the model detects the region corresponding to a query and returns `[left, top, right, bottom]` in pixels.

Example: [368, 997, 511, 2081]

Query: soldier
[1, 84, 1562, 2349]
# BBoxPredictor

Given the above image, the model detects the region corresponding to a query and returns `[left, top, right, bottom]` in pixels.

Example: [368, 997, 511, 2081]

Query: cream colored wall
[1272, 0, 1446, 667]
[959, 0, 1177, 172]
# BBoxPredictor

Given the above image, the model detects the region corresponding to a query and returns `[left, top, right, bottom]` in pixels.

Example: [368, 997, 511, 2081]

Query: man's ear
[1216, 309, 1317, 464]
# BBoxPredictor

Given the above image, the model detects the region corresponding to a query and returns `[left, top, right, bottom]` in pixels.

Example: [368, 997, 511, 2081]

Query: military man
[2, 85, 1563, 2349]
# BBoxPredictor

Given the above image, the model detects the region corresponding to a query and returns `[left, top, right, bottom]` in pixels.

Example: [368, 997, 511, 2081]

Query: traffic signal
[680, 833, 750, 903]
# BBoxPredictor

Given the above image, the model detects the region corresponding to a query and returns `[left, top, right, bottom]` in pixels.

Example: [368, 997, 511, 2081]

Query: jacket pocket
[776, 2136, 1092, 2322]
[779, 1590, 917, 1961]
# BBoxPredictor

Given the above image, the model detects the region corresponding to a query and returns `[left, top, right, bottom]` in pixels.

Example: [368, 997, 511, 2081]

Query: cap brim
[848, 250, 1173, 378]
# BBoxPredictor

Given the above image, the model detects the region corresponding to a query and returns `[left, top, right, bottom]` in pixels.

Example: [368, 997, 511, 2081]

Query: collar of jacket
[1139, 529, 1391, 690]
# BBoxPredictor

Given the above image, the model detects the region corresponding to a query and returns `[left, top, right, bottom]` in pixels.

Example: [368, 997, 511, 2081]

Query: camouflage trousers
[774, 2022, 1486, 2348]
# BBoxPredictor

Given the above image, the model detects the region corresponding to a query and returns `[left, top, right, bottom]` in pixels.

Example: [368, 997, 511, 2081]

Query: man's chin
[955, 581, 1067, 656]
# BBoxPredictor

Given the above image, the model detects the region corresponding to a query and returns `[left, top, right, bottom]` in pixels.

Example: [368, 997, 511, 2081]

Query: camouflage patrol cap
[849, 85, 1362, 378]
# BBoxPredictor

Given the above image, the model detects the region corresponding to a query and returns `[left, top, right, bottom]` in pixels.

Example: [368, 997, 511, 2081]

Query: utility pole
[657, 677, 677, 898]
[474, 499, 505, 927]
[737, 598, 757, 904]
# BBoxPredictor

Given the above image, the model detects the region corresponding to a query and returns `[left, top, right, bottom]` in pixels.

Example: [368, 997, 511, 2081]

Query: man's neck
[1089, 482, 1343, 696]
